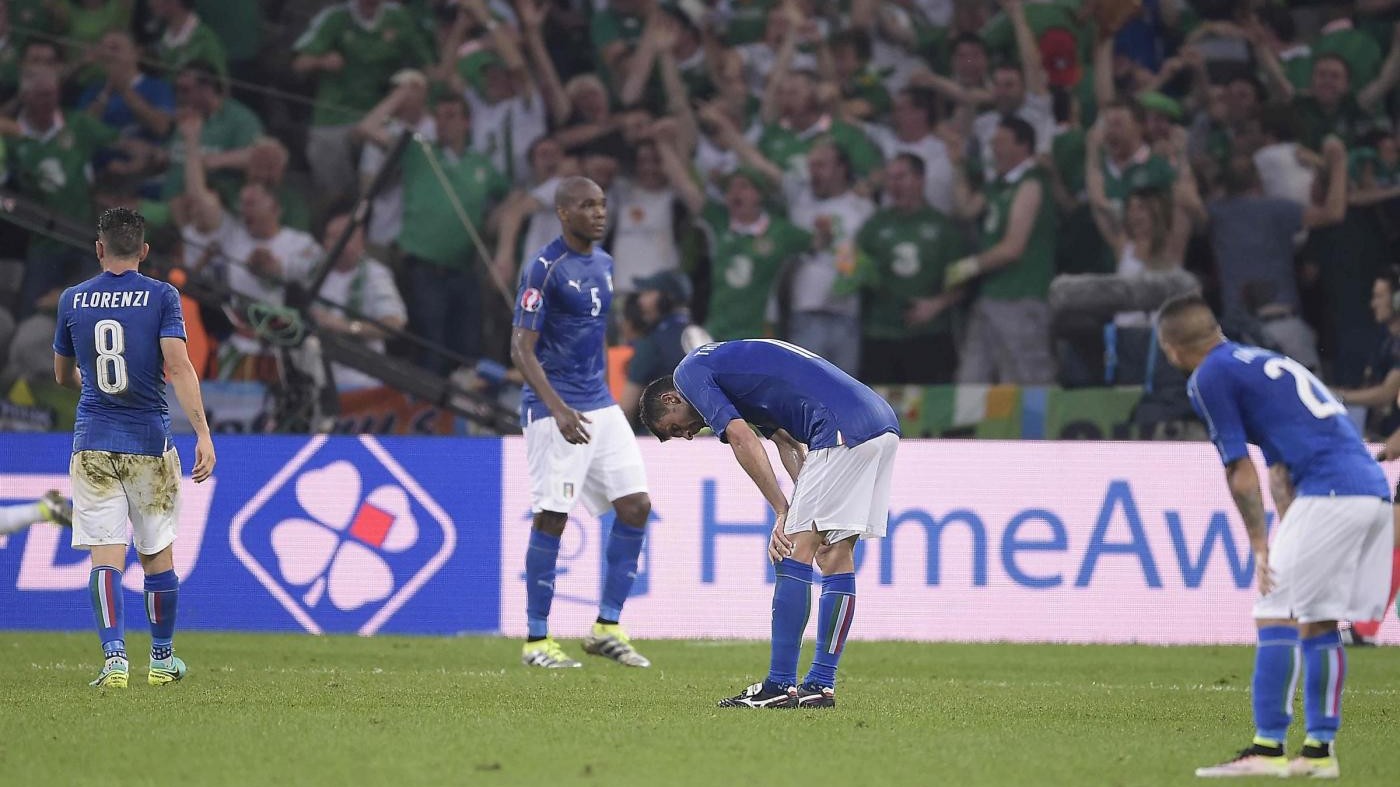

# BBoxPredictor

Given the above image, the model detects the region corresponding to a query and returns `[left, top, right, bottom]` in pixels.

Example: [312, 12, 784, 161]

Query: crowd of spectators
[0, 0, 1398, 436]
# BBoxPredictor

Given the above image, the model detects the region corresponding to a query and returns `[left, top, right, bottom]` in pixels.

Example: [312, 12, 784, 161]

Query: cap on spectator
[635, 270, 692, 304]
[1135, 91, 1182, 121]
[458, 50, 505, 94]
[1040, 28, 1080, 88]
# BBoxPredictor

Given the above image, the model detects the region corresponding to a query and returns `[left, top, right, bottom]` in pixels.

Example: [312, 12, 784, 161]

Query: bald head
[555, 176, 602, 211]
[555, 175, 608, 248]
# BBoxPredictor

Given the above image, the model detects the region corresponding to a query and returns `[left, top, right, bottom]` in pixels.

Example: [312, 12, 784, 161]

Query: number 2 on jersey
[1264, 357, 1344, 419]
[93, 319, 128, 394]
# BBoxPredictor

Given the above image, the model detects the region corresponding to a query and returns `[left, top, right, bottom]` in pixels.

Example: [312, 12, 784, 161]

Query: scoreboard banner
[3, 434, 1398, 645]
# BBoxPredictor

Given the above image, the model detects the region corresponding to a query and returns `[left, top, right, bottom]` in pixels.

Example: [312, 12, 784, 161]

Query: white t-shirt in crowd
[974, 92, 1055, 182]
[317, 257, 408, 390]
[610, 178, 680, 293]
[466, 88, 547, 188]
[220, 222, 323, 354]
[785, 186, 875, 317]
[867, 125, 955, 216]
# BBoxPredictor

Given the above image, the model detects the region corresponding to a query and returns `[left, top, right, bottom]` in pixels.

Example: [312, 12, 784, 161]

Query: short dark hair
[1102, 98, 1146, 127]
[1156, 292, 1219, 346]
[830, 29, 873, 61]
[950, 32, 987, 55]
[998, 114, 1036, 152]
[180, 59, 225, 93]
[97, 207, 146, 257]
[1314, 52, 1352, 80]
[639, 375, 679, 440]
[893, 152, 926, 179]
[897, 85, 940, 125]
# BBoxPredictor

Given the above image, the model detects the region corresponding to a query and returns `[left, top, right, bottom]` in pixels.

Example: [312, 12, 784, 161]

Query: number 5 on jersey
[94, 319, 128, 394]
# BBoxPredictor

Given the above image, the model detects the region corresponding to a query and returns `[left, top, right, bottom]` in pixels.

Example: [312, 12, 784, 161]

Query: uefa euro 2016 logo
[230, 436, 455, 634]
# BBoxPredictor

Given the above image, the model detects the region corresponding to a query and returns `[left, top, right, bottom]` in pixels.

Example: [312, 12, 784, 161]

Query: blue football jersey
[673, 339, 900, 449]
[1189, 342, 1389, 499]
[513, 236, 616, 422]
[53, 270, 187, 457]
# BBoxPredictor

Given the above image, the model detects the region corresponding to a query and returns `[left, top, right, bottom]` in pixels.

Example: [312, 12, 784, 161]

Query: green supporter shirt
[1103, 150, 1175, 203]
[978, 164, 1057, 301]
[759, 119, 882, 180]
[195, 0, 262, 63]
[9, 113, 118, 235]
[700, 202, 810, 341]
[1293, 93, 1378, 150]
[398, 144, 508, 269]
[842, 206, 964, 340]
[161, 96, 264, 203]
[294, 3, 433, 127]
[158, 17, 228, 80]
[590, 6, 644, 92]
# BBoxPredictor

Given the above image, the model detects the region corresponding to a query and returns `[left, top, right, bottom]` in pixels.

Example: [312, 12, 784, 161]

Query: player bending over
[1157, 294, 1392, 779]
[53, 208, 216, 688]
[640, 339, 900, 708]
[0, 491, 72, 534]
[511, 176, 653, 669]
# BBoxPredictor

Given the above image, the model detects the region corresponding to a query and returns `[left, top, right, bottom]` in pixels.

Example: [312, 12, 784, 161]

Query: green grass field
[1, 633, 1397, 786]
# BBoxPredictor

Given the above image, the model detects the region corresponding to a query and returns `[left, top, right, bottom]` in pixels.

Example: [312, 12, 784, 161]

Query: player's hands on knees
[554, 408, 592, 444]
[768, 511, 793, 563]
[192, 436, 216, 483]
[1254, 549, 1275, 596]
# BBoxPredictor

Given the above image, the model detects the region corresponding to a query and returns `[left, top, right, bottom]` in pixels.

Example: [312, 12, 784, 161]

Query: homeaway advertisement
[2, 435, 1397, 645]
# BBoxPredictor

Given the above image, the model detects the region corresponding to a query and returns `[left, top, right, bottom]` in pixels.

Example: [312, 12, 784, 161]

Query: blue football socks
[805, 572, 856, 689]
[1302, 630, 1345, 743]
[144, 569, 179, 661]
[89, 566, 126, 660]
[525, 529, 561, 640]
[1252, 625, 1300, 743]
[765, 558, 813, 692]
[599, 521, 646, 623]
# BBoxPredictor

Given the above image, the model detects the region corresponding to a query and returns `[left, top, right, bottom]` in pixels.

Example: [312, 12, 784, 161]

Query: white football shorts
[784, 431, 898, 544]
[1254, 495, 1394, 623]
[525, 404, 648, 516]
[70, 447, 182, 555]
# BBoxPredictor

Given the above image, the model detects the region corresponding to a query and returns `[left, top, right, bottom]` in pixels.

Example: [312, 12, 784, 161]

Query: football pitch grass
[2, 633, 1398, 786]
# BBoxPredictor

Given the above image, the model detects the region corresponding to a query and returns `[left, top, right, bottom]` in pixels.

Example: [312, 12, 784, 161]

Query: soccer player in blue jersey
[639, 339, 900, 708]
[52, 208, 216, 689]
[1156, 294, 1393, 779]
[510, 176, 653, 669]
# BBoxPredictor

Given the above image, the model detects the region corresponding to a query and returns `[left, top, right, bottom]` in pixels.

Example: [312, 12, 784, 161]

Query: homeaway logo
[230, 436, 455, 634]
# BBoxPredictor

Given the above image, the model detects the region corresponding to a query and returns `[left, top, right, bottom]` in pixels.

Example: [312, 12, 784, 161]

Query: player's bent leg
[798, 537, 858, 709]
[137, 546, 185, 685]
[1196, 618, 1296, 777]
[1287, 620, 1343, 778]
[719, 528, 820, 708]
[88, 544, 129, 689]
[585, 493, 652, 668]
[522, 511, 582, 668]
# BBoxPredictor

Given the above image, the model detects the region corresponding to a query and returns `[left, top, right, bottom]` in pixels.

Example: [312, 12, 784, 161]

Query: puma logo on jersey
[568, 280, 582, 292]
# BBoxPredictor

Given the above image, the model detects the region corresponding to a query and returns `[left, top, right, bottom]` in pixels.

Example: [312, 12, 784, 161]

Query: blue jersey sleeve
[160, 283, 187, 341]
[512, 256, 553, 332]
[52, 287, 74, 357]
[674, 360, 742, 441]
[1189, 364, 1248, 466]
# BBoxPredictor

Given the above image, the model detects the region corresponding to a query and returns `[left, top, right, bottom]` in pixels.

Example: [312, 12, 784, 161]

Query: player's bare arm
[511, 325, 591, 444]
[161, 336, 215, 483]
[771, 428, 806, 483]
[1267, 464, 1295, 521]
[53, 354, 80, 390]
[1225, 456, 1274, 595]
[724, 419, 793, 562]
